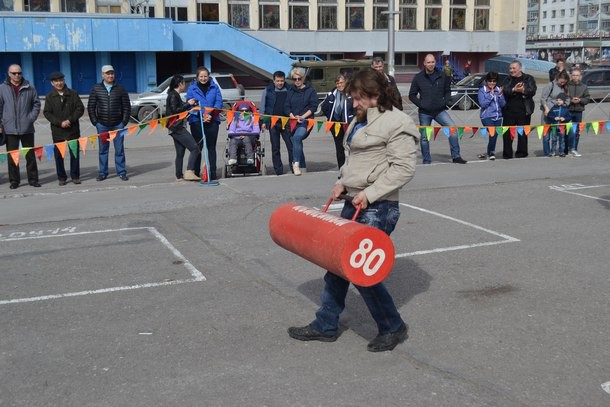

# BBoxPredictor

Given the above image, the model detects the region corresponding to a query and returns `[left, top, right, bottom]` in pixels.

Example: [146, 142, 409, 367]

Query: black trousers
[502, 113, 531, 159]
[330, 126, 346, 169]
[269, 122, 293, 175]
[6, 133, 38, 185]
[53, 137, 80, 181]
[190, 120, 219, 179]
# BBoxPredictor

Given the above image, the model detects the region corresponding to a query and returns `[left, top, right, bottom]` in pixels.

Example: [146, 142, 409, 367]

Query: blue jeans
[418, 111, 461, 163]
[481, 117, 502, 156]
[96, 123, 126, 177]
[551, 128, 565, 155]
[569, 111, 583, 151]
[291, 125, 309, 168]
[269, 122, 293, 175]
[312, 200, 405, 336]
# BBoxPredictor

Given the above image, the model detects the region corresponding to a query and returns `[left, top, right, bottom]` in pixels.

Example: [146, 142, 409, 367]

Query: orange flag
[306, 119, 315, 131]
[271, 116, 280, 128]
[33, 146, 43, 160]
[9, 150, 19, 166]
[148, 120, 158, 135]
[78, 137, 88, 156]
[325, 121, 334, 133]
[56, 141, 67, 158]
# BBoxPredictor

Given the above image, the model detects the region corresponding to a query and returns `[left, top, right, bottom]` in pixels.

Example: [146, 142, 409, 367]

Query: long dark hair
[169, 74, 184, 90]
[346, 69, 399, 112]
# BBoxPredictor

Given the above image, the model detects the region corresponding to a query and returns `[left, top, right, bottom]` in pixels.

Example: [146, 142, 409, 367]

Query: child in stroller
[228, 102, 260, 165]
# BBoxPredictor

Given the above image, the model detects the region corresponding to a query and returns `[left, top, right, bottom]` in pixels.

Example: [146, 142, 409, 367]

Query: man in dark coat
[0, 64, 41, 189]
[87, 65, 131, 181]
[43, 71, 85, 185]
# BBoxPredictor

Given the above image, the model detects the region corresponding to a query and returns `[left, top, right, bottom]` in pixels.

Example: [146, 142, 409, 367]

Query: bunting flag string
[2, 104, 610, 163]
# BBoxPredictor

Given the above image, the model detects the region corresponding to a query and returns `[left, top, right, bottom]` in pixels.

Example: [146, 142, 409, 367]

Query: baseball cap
[101, 65, 115, 73]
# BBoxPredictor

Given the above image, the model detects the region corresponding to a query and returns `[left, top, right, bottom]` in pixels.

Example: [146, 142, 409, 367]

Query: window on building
[550, 25, 555, 32]
[0, 0, 13, 11]
[425, 0, 442, 30]
[130, 1, 153, 16]
[527, 26, 537, 36]
[542, 11, 546, 18]
[61, 0, 86, 12]
[198, 2, 220, 21]
[569, 8, 574, 17]
[290, 1, 309, 29]
[399, 0, 417, 30]
[551, 10, 556, 18]
[542, 26, 546, 33]
[560, 24, 564, 33]
[373, 0, 389, 30]
[165, 6, 188, 21]
[528, 10, 538, 23]
[228, 1, 250, 28]
[259, 2, 280, 28]
[474, 0, 489, 31]
[450, 0, 466, 30]
[560, 9, 565, 17]
[319, 0, 338, 30]
[25, 0, 50, 11]
[346, 0, 364, 30]
[569, 23, 574, 32]
[96, 0, 122, 13]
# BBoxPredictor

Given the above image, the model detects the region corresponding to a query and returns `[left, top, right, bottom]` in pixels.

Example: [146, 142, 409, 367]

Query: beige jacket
[339, 107, 419, 203]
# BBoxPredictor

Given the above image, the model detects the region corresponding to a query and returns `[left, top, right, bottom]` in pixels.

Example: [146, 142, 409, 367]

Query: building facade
[1, 0, 527, 94]
[526, 0, 610, 66]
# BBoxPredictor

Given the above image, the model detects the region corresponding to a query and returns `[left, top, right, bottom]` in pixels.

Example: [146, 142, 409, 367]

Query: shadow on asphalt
[599, 195, 610, 210]
[296, 258, 431, 340]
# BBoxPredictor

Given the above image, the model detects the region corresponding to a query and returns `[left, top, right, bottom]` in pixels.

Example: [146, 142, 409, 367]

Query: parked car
[581, 68, 610, 102]
[130, 73, 245, 122]
[448, 72, 509, 110]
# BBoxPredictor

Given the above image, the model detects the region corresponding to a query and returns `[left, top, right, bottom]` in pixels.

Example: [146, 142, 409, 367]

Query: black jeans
[6, 133, 38, 185]
[269, 122, 293, 175]
[170, 127, 200, 179]
[53, 137, 80, 181]
[191, 120, 219, 179]
[330, 126, 346, 169]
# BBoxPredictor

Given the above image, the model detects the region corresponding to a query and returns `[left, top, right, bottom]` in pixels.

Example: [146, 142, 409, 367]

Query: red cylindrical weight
[269, 203, 395, 287]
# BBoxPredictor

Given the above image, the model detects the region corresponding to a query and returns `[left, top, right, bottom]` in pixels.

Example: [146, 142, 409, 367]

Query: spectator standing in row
[43, 71, 84, 185]
[0, 64, 41, 189]
[166, 74, 200, 181]
[260, 71, 293, 175]
[477, 72, 505, 161]
[443, 59, 453, 78]
[409, 54, 467, 164]
[548, 59, 566, 82]
[546, 93, 572, 157]
[371, 56, 403, 110]
[566, 68, 590, 157]
[285, 67, 318, 176]
[500, 60, 537, 159]
[187, 66, 223, 180]
[321, 74, 354, 169]
[540, 71, 569, 157]
[87, 65, 131, 181]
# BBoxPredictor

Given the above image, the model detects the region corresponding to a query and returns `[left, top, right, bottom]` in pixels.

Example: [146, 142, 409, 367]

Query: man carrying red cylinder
[287, 69, 420, 352]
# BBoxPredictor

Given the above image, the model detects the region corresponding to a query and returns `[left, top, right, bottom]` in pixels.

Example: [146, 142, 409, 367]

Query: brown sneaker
[58, 180, 67, 186]
[183, 170, 200, 181]
[72, 179, 81, 184]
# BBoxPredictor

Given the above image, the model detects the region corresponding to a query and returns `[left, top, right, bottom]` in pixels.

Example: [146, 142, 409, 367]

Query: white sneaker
[292, 162, 301, 176]
[572, 150, 582, 157]
[228, 159, 237, 165]
[247, 158, 254, 164]
[183, 170, 200, 181]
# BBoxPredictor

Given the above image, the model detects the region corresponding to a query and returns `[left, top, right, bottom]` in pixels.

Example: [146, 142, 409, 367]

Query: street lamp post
[383, 1, 400, 76]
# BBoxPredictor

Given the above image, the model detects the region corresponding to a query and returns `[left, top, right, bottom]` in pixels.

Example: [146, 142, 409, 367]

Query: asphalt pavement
[1, 102, 610, 406]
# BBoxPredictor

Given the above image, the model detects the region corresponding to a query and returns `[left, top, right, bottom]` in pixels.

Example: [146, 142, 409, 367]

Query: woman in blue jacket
[477, 72, 505, 160]
[186, 66, 223, 180]
[284, 67, 318, 176]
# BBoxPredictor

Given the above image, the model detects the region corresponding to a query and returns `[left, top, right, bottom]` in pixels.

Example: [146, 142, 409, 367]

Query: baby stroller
[221, 100, 266, 178]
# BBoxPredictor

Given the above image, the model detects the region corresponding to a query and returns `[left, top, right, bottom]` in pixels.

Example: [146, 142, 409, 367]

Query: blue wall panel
[5, 18, 33, 51]
[117, 19, 147, 51]
[65, 19, 92, 51]
[32, 18, 66, 51]
[91, 19, 119, 50]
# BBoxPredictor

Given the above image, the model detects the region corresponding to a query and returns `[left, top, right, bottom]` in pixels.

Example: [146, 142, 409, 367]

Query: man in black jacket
[500, 60, 537, 159]
[371, 57, 403, 110]
[87, 65, 131, 181]
[409, 54, 466, 164]
[43, 71, 85, 185]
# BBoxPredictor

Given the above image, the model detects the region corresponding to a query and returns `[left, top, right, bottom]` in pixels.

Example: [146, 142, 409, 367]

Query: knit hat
[236, 102, 251, 111]
[556, 93, 567, 102]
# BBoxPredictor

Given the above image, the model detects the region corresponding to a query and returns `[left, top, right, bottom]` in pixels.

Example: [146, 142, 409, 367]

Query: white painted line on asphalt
[550, 184, 610, 203]
[0, 226, 205, 306]
[601, 381, 610, 394]
[0, 279, 200, 306]
[317, 201, 520, 257]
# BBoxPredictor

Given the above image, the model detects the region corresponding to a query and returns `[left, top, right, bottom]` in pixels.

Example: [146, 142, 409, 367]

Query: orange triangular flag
[307, 119, 315, 131]
[9, 150, 19, 166]
[56, 141, 67, 158]
[226, 110, 235, 125]
[325, 121, 335, 132]
[488, 126, 496, 137]
[128, 125, 138, 136]
[33, 146, 43, 160]
[523, 125, 531, 136]
[148, 120, 158, 135]
[78, 137, 88, 156]
[271, 116, 280, 128]
[108, 130, 118, 141]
